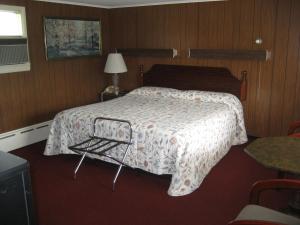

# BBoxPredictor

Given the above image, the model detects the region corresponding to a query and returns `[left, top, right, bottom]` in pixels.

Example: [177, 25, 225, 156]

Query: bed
[44, 64, 248, 196]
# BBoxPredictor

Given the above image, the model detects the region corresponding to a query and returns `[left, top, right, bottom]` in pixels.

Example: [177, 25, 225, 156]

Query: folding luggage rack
[68, 117, 133, 190]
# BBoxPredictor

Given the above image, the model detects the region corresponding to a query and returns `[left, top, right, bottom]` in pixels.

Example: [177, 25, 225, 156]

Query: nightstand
[100, 91, 128, 102]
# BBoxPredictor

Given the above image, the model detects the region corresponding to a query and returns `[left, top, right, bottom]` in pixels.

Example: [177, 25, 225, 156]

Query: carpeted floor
[11, 141, 287, 225]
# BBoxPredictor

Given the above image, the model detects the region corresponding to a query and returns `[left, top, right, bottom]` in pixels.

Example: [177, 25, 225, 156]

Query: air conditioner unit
[0, 38, 30, 74]
[0, 4, 30, 74]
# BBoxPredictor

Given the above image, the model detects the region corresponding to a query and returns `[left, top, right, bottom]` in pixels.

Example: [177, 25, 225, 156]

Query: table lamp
[104, 53, 127, 95]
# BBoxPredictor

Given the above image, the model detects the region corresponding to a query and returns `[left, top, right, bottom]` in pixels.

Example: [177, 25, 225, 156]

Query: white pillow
[128, 86, 180, 98]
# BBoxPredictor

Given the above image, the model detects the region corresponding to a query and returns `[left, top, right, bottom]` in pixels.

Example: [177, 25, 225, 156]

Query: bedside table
[100, 91, 128, 102]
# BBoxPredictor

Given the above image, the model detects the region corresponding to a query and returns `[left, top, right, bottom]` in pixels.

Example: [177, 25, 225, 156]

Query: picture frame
[43, 17, 102, 60]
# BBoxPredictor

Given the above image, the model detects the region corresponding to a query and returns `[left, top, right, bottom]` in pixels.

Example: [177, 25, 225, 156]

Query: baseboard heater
[0, 120, 52, 152]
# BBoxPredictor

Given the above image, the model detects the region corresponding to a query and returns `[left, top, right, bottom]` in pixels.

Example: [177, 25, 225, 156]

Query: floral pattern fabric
[44, 87, 247, 196]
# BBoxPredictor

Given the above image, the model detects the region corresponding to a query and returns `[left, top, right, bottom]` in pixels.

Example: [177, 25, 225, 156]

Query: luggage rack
[68, 117, 133, 191]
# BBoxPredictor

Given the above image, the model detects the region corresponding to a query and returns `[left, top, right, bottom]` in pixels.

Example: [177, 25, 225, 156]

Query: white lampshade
[104, 53, 127, 74]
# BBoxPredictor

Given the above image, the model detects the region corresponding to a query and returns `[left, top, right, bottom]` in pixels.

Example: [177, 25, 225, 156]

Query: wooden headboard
[140, 64, 247, 100]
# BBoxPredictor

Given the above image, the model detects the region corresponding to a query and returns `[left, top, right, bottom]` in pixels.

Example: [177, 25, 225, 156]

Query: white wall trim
[33, 0, 225, 9]
[34, 0, 109, 8]
[0, 120, 52, 152]
[108, 0, 225, 8]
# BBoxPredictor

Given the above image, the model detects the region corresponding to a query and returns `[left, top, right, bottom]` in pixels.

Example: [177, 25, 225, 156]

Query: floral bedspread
[44, 87, 247, 196]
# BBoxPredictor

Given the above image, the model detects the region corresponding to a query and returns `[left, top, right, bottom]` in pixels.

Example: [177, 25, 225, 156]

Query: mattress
[44, 87, 247, 196]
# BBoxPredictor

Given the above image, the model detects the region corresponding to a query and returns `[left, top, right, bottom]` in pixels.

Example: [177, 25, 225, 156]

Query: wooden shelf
[189, 49, 271, 61]
[116, 48, 178, 58]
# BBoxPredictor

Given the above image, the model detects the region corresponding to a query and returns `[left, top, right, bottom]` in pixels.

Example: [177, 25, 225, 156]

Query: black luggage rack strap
[68, 117, 133, 190]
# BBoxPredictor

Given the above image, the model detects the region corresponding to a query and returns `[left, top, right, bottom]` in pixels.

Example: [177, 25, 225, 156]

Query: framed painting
[44, 17, 101, 60]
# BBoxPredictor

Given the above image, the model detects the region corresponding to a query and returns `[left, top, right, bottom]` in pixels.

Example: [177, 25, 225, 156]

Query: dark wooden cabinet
[0, 151, 35, 225]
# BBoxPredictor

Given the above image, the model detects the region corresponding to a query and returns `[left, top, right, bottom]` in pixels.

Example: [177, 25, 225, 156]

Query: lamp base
[113, 86, 119, 95]
[112, 74, 119, 95]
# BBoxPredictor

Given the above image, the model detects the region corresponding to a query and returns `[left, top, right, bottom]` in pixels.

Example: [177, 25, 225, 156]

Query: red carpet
[12, 141, 285, 225]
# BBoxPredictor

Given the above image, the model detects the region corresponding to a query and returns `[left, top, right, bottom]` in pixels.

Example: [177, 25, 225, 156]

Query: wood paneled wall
[0, 0, 109, 133]
[1, 0, 299, 137]
[109, 0, 300, 137]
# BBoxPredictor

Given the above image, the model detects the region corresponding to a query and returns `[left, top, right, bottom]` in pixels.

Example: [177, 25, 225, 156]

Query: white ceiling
[34, 0, 223, 9]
